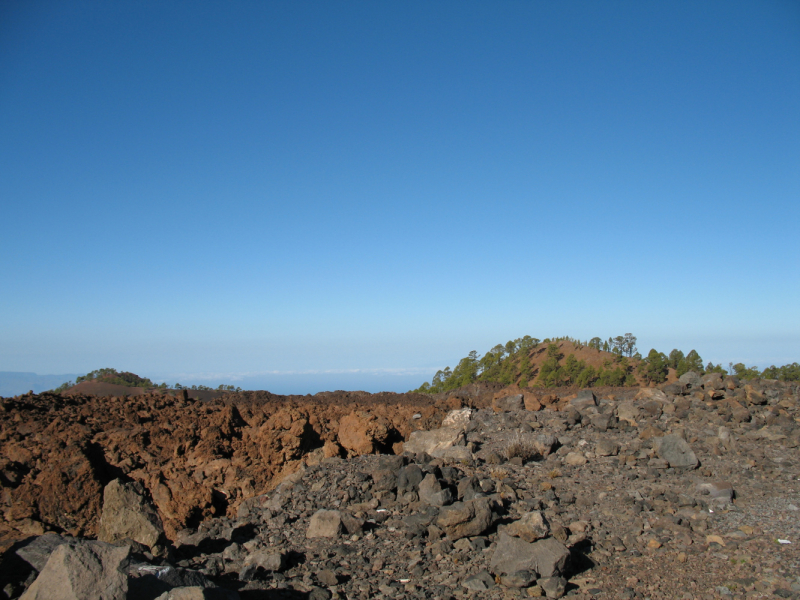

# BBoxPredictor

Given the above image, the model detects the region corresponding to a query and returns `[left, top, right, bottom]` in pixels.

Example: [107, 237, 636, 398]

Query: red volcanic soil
[521, 340, 679, 385]
[0, 387, 483, 543]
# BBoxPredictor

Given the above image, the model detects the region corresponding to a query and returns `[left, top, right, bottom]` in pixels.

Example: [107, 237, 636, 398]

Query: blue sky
[2, 1, 798, 393]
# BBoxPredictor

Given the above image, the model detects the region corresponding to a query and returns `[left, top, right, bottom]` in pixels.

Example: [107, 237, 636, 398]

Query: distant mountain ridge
[0, 372, 81, 397]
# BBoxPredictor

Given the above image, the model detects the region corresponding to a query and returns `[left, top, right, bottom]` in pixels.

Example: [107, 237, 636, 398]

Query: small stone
[493, 394, 524, 413]
[506, 511, 550, 543]
[500, 570, 536, 588]
[490, 532, 570, 578]
[527, 584, 544, 597]
[595, 440, 619, 457]
[418, 474, 453, 506]
[317, 569, 338, 587]
[462, 570, 495, 591]
[654, 435, 699, 469]
[564, 452, 587, 466]
[309, 588, 332, 600]
[539, 576, 567, 598]
[239, 550, 285, 580]
[436, 498, 493, 540]
[307, 510, 344, 538]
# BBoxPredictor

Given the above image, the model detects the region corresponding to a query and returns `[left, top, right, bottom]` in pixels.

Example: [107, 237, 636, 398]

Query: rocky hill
[1, 374, 799, 599]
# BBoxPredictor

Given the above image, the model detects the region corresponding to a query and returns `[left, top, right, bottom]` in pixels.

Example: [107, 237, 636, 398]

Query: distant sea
[0, 372, 80, 397]
[0, 371, 430, 397]
[221, 372, 429, 395]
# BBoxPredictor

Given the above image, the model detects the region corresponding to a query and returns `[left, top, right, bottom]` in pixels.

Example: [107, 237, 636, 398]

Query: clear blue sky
[2, 1, 798, 393]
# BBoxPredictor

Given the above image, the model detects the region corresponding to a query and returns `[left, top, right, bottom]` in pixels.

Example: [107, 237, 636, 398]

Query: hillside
[410, 334, 783, 395]
[414, 337, 665, 393]
[48, 368, 242, 399]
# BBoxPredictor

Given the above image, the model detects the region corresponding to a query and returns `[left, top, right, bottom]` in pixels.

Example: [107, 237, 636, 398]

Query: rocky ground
[1, 373, 799, 599]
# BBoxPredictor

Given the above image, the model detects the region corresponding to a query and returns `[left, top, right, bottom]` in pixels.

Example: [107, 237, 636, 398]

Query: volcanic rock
[20, 541, 129, 600]
[418, 473, 453, 506]
[490, 532, 570, 578]
[654, 434, 699, 468]
[505, 510, 550, 542]
[436, 497, 492, 540]
[97, 479, 164, 549]
[306, 510, 343, 538]
[402, 427, 464, 457]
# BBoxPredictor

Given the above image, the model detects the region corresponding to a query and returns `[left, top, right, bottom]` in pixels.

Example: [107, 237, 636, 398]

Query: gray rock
[239, 551, 285, 580]
[462, 570, 495, 591]
[571, 390, 596, 410]
[595, 440, 619, 456]
[499, 570, 536, 588]
[589, 413, 612, 431]
[397, 464, 424, 493]
[403, 428, 464, 456]
[564, 452, 587, 466]
[642, 400, 663, 418]
[493, 394, 524, 412]
[654, 434, 699, 469]
[457, 476, 481, 501]
[434, 445, 473, 461]
[340, 512, 365, 534]
[506, 511, 549, 542]
[490, 532, 570, 577]
[97, 479, 164, 549]
[662, 382, 686, 395]
[436, 498, 493, 540]
[418, 474, 453, 506]
[307, 510, 343, 538]
[308, 587, 331, 600]
[441, 408, 474, 431]
[679, 371, 702, 388]
[20, 541, 129, 600]
[539, 576, 567, 598]
[370, 469, 397, 492]
[316, 569, 338, 586]
[617, 402, 641, 426]
[154, 589, 239, 600]
[702, 372, 724, 390]
[15, 534, 76, 572]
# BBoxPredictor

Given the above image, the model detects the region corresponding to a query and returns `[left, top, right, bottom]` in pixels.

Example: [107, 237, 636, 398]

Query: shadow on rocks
[566, 538, 596, 577]
[238, 591, 310, 599]
[0, 536, 38, 596]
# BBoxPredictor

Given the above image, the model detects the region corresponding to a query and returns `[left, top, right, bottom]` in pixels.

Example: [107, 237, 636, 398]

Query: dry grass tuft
[502, 431, 542, 463]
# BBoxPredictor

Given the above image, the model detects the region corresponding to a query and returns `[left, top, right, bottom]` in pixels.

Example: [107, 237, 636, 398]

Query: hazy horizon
[2, 329, 797, 397]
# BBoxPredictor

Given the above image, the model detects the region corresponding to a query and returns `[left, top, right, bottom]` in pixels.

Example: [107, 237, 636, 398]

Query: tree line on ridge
[412, 334, 799, 394]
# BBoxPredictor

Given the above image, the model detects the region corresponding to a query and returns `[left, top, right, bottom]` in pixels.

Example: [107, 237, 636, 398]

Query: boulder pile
[1, 374, 799, 598]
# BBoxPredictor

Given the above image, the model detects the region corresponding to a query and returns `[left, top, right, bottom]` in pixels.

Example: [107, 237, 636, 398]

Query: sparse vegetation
[412, 334, 641, 392]
[502, 431, 541, 463]
[412, 334, 799, 393]
[50, 368, 242, 393]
